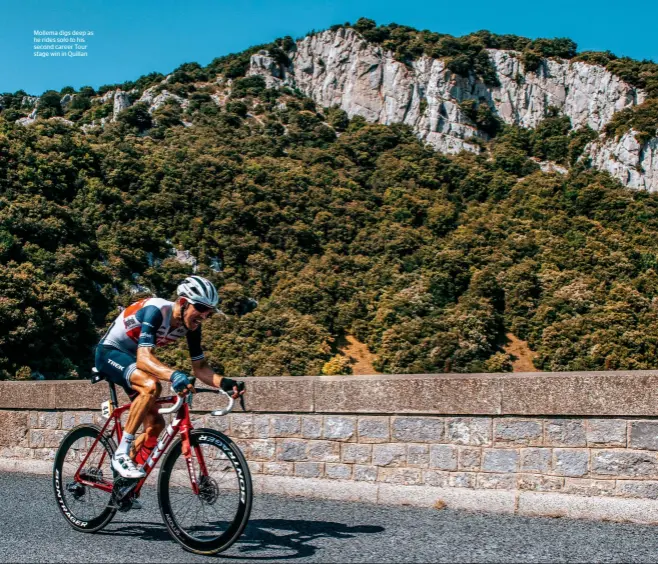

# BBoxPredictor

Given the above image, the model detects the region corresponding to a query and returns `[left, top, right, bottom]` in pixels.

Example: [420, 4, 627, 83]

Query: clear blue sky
[1, 0, 655, 95]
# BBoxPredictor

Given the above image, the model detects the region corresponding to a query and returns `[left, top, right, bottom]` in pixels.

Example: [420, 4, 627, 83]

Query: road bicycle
[52, 368, 252, 555]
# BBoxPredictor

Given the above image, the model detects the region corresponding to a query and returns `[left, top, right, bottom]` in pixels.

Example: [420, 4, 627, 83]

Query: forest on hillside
[2, 21, 658, 380]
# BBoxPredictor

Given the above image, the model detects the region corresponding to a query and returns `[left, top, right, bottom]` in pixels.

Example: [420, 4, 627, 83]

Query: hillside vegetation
[2, 23, 658, 379]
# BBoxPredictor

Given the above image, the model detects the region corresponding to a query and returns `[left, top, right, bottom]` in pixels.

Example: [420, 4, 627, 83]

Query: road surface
[3, 473, 658, 562]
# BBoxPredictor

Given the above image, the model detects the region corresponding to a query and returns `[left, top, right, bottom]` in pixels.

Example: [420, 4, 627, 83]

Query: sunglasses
[191, 302, 213, 314]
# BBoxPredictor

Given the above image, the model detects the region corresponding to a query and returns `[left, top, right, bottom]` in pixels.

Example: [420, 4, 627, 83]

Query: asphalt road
[4, 473, 658, 563]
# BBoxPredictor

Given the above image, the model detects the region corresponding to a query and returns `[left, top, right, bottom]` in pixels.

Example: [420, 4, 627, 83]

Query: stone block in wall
[545, 419, 586, 447]
[76, 412, 95, 426]
[553, 449, 589, 477]
[307, 440, 340, 462]
[458, 447, 481, 470]
[341, 443, 372, 464]
[238, 439, 276, 461]
[43, 430, 67, 448]
[0, 412, 28, 448]
[248, 461, 263, 474]
[301, 416, 323, 439]
[263, 462, 293, 476]
[354, 465, 378, 482]
[586, 419, 626, 447]
[29, 430, 45, 448]
[253, 415, 270, 438]
[326, 463, 353, 480]
[520, 448, 552, 473]
[378, 467, 422, 485]
[324, 416, 356, 441]
[422, 469, 450, 487]
[407, 444, 429, 467]
[0, 446, 33, 459]
[373, 444, 407, 467]
[276, 439, 308, 462]
[29, 413, 38, 428]
[449, 472, 476, 488]
[358, 417, 390, 443]
[429, 445, 457, 471]
[446, 418, 491, 446]
[391, 417, 444, 443]
[38, 412, 61, 430]
[61, 412, 76, 431]
[629, 421, 658, 450]
[477, 473, 517, 490]
[32, 448, 57, 460]
[482, 449, 519, 473]
[494, 420, 543, 446]
[229, 414, 253, 438]
[616, 480, 658, 499]
[295, 462, 325, 478]
[563, 478, 616, 497]
[517, 474, 564, 492]
[592, 449, 658, 478]
[205, 415, 229, 433]
[270, 415, 301, 437]
[190, 415, 205, 428]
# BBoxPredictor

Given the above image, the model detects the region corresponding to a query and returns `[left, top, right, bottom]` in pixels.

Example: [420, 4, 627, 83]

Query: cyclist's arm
[191, 357, 224, 388]
[186, 327, 234, 389]
[134, 306, 175, 381]
[136, 347, 176, 381]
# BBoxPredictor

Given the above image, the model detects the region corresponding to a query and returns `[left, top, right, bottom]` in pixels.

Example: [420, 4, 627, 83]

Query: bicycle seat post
[108, 382, 118, 408]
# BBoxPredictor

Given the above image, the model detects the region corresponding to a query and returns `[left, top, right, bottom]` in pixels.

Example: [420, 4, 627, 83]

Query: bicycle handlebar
[157, 388, 239, 416]
[211, 389, 235, 416]
[158, 394, 184, 414]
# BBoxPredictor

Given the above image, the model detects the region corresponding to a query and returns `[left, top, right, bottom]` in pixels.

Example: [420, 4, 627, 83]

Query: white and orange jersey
[100, 297, 204, 361]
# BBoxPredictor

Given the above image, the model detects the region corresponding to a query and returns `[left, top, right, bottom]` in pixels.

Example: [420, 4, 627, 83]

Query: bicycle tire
[53, 424, 117, 533]
[158, 428, 252, 555]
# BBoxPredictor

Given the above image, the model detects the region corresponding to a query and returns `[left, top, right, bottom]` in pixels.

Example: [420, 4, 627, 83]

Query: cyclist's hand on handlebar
[220, 377, 246, 400]
[171, 370, 196, 396]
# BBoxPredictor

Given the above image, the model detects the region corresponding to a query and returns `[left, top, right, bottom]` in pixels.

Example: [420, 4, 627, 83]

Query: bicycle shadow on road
[226, 518, 385, 560]
[98, 518, 384, 559]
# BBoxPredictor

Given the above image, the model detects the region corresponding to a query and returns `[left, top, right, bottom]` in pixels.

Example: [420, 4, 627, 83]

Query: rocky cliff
[247, 28, 656, 191]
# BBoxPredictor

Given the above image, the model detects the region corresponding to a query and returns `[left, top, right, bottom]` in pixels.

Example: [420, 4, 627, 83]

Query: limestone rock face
[60, 94, 73, 111]
[137, 87, 189, 113]
[247, 28, 657, 190]
[585, 131, 658, 191]
[112, 90, 132, 121]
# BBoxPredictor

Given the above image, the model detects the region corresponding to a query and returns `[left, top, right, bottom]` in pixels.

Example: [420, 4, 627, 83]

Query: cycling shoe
[111, 453, 146, 479]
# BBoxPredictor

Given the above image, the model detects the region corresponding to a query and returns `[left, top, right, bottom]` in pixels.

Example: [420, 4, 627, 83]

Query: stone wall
[5, 372, 658, 523]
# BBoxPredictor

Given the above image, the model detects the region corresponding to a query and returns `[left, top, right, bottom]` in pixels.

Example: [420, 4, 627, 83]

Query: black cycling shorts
[94, 345, 138, 399]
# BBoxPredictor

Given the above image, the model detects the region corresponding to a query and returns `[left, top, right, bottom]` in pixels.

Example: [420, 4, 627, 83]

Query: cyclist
[95, 275, 245, 479]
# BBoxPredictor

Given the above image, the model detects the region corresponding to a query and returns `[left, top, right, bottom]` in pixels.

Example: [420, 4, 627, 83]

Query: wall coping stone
[2, 370, 658, 416]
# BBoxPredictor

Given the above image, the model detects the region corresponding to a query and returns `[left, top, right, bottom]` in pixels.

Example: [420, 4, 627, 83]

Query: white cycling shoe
[112, 453, 146, 479]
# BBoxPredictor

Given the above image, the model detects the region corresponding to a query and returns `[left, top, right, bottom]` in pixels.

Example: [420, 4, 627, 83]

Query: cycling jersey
[99, 297, 204, 361]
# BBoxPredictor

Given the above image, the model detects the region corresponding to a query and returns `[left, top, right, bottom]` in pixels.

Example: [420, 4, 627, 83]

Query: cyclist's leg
[95, 346, 147, 478]
[113, 370, 162, 478]
[123, 369, 162, 436]
[131, 404, 165, 464]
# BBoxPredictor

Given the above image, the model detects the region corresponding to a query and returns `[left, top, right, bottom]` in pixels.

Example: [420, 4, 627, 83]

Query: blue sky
[1, 0, 655, 95]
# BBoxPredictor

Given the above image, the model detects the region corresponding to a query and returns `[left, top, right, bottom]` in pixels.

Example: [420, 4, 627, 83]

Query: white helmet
[176, 276, 220, 311]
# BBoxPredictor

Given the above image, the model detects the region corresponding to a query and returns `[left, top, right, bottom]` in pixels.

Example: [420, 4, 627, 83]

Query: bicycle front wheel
[158, 428, 252, 555]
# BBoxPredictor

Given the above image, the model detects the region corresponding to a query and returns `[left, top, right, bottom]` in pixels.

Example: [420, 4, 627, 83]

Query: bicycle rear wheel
[158, 428, 252, 555]
[53, 424, 117, 532]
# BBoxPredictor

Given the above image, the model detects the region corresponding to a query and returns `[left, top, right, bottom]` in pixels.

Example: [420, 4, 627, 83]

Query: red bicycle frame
[73, 394, 208, 497]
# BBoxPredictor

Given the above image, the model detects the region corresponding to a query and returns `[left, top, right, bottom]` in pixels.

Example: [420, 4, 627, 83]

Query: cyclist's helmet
[176, 276, 220, 311]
